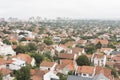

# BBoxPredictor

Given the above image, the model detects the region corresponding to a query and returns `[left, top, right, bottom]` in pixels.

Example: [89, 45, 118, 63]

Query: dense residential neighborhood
[0, 18, 120, 80]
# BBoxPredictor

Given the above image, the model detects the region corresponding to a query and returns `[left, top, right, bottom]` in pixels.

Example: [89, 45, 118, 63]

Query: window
[89, 74, 92, 76]
[83, 74, 86, 76]
[6, 64, 9, 68]
[101, 60, 104, 62]
[48, 68, 50, 70]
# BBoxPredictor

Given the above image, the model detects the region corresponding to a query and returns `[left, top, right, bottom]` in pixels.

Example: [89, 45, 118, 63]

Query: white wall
[44, 71, 59, 80]
[40, 63, 57, 72]
[31, 58, 36, 67]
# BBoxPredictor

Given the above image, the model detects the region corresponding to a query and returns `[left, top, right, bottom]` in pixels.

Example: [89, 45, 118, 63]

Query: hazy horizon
[1, 0, 120, 20]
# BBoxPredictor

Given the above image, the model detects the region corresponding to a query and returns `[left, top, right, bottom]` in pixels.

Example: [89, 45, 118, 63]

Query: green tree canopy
[44, 37, 53, 45]
[85, 46, 96, 54]
[0, 72, 3, 80]
[57, 73, 67, 80]
[20, 37, 26, 42]
[14, 43, 37, 53]
[27, 43, 37, 52]
[30, 53, 44, 67]
[14, 66, 30, 80]
[43, 51, 53, 61]
[96, 42, 102, 49]
[3, 39, 11, 45]
[76, 55, 91, 66]
[14, 45, 29, 53]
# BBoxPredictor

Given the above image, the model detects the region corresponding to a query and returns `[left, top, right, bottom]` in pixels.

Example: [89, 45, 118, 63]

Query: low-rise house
[44, 46, 55, 56]
[111, 54, 120, 63]
[67, 47, 85, 56]
[58, 53, 76, 60]
[52, 36, 61, 43]
[95, 66, 113, 80]
[8, 58, 26, 70]
[67, 66, 113, 80]
[76, 40, 87, 46]
[40, 61, 57, 72]
[91, 39, 108, 47]
[44, 71, 59, 80]
[76, 66, 95, 78]
[92, 73, 110, 80]
[8, 54, 36, 70]
[0, 58, 7, 69]
[67, 75, 93, 80]
[65, 41, 76, 48]
[98, 34, 110, 40]
[13, 54, 36, 66]
[116, 34, 120, 41]
[56, 59, 74, 74]
[99, 48, 114, 55]
[30, 69, 59, 80]
[91, 53, 106, 66]
[0, 43, 16, 57]
[54, 44, 68, 53]
[110, 51, 120, 55]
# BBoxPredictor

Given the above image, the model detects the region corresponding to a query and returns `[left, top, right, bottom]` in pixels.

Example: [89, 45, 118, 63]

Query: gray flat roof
[67, 75, 92, 80]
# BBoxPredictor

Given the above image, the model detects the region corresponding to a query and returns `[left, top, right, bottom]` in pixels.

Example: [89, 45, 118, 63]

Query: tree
[44, 37, 53, 45]
[76, 55, 90, 66]
[68, 71, 75, 75]
[43, 51, 53, 61]
[18, 32, 26, 35]
[0, 72, 2, 80]
[30, 53, 44, 67]
[12, 41, 17, 45]
[60, 38, 75, 44]
[14, 66, 30, 80]
[96, 42, 102, 49]
[57, 73, 67, 80]
[20, 37, 26, 42]
[14, 45, 29, 53]
[3, 39, 11, 45]
[85, 46, 96, 54]
[34, 37, 40, 42]
[27, 43, 37, 52]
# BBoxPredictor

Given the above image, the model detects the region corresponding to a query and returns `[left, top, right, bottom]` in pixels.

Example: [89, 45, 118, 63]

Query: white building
[8, 54, 36, 70]
[0, 43, 16, 57]
[91, 53, 106, 67]
[9, 58, 26, 70]
[76, 66, 95, 78]
[40, 61, 57, 72]
[52, 36, 61, 43]
[44, 71, 59, 80]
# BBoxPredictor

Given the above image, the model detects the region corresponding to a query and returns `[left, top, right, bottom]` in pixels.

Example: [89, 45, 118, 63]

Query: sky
[0, 0, 120, 19]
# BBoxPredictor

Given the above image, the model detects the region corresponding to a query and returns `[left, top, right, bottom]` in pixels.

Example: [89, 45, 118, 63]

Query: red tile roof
[72, 48, 83, 54]
[58, 53, 74, 59]
[40, 61, 56, 67]
[14, 54, 32, 64]
[0, 68, 12, 76]
[60, 59, 73, 65]
[77, 66, 95, 74]
[0, 58, 7, 65]
[95, 66, 113, 80]
[93, 53, 104, 59]
[30, 69, 48, 80]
